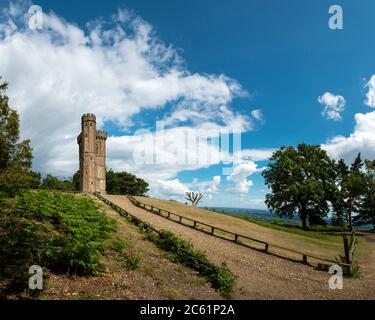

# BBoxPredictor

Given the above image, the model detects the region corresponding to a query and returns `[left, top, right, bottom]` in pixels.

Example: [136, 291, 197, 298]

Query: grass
[0, 190, 121, 293]
[122, 252, 142, 270]
[145, 229, 236, 298]
[133, 196, 352, 262]
[232, 216, 346, 242]
[106, 200, 236, 298]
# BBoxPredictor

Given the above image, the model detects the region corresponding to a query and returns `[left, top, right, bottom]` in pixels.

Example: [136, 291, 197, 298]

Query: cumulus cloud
[153, 179, 187, 197]
[322, 76, 375, 163]
[207, 176, 221, 193]
[226, 162, 261, 193]
[0, 2, 252, 183]
[317, 92, 346, 121]
[323, 111, 375, 162]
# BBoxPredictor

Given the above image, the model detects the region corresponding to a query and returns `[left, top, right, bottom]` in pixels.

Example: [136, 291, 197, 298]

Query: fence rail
[126, 196, 352, 268]
[94, 193, 160, 236]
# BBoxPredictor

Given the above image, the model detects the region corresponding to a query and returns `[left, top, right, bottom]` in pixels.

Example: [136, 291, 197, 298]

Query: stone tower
[77, 114, 107, 193]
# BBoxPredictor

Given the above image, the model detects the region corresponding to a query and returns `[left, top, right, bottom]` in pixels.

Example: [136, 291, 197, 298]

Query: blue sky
[1, 0, 375, 208]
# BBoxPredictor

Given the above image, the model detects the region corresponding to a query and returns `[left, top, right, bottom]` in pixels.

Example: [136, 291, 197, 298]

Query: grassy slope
[43, 196, 222, 300]
[0, 191, 222, 300]
[135, 197, 353, 262]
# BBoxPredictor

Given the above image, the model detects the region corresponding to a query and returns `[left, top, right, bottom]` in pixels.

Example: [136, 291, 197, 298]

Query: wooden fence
[126, 196, 353, 269]
[95, 193, 160, 236]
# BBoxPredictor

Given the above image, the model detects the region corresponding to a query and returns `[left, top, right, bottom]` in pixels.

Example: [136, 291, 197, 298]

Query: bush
[149, 230, 235, 298]
[0, 191, 118, 292]
[123, 252, 142, 270]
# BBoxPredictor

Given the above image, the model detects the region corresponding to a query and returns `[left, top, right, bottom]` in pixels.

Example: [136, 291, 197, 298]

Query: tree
[354, 160, 375, 229]
[331, 159, 349, 226]
[185, 191, 204, 207]
[106, 169, 149, 196]
[332, 154, 366, 231]
[40, 174, 75, 191]
[0, 79, 35, 196]
[262, 144, 336, 230]
[72, 170, 80, 191]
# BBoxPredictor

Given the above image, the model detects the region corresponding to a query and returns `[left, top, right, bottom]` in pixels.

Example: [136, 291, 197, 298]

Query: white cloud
[236, 148, 274, 162]
[365, 75, 375, 107]
[207, 176, 221, 193]
[0, 3, 251, 182]
[153, 179, 187, 197]
[250, 108, 264, 123]
[317, 92, 346, 121]
[322, 77, 375, 163]
[323, 111, 375, 162]
[226, 162, 260, 193]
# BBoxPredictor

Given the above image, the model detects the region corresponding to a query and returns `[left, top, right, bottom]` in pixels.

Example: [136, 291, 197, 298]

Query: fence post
[343, 235, 350, 264]
[303, 255, 307, 264]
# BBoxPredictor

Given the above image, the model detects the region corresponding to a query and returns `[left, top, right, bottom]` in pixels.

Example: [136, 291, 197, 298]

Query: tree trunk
[302, 216, 307, 230]
[348, 198, 353, 232]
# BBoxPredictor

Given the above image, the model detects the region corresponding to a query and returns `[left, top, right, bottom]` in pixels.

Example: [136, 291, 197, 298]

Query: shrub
[149, 230, 235, 298]
[123, 252, 142, 270]
[0, 191, 118, 292]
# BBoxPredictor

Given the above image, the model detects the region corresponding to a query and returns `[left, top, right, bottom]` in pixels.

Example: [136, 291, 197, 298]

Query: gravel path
[105, 195, 375, 300]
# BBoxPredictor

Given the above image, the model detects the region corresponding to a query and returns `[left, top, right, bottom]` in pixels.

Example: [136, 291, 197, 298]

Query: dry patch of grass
[134, 197, 350, 262]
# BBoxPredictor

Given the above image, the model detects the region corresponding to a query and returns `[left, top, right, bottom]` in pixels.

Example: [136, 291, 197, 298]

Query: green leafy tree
[106, 169, 149, 196]
[72, 170, 80, 191]
[331, 159, 349, 226]
[262, 144, 336, 230]
[0, 79, 35, 196]
[106, 169, 120, 194]
[354, 160, 375, 229]
[41, 174, 75, 191]
[332, 154, 365, 231]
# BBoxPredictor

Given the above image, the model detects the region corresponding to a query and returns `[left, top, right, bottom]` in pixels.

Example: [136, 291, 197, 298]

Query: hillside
[0, 191, 222, 300]
[134, 197, 348, 263]
[105, 195, 375, 299]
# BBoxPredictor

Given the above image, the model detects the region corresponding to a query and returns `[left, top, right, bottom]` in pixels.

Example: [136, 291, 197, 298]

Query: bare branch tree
[185, 191, 204, 207]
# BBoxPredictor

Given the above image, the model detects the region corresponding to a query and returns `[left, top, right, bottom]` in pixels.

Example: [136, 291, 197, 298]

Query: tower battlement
[96, 130, 107, 141]
[77, 114, 107, 194]
[81, 113, 96, 122]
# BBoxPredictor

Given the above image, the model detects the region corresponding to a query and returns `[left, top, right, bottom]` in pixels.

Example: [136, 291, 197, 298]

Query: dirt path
[104, 195, 375, 299]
